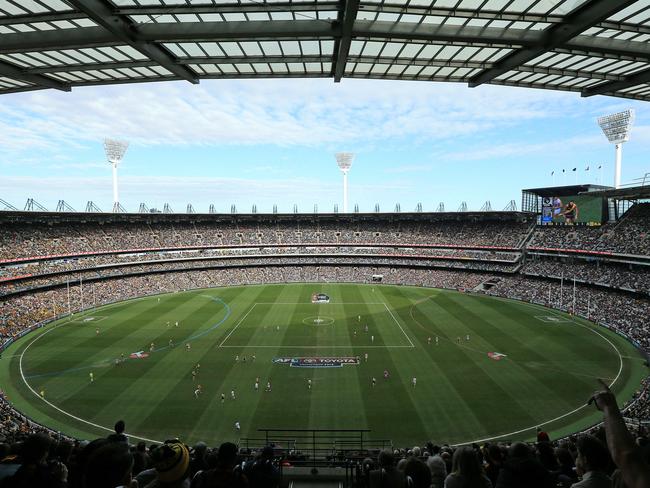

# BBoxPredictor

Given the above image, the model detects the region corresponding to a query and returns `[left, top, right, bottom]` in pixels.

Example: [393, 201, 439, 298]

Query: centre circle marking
[302, 315, 334, 326]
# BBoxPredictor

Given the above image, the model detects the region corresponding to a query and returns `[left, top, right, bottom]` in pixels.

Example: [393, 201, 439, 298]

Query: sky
[0, 78, 648, 214]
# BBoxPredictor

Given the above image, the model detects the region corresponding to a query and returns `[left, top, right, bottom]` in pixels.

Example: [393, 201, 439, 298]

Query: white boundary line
[451, 309, 625, 446]
[18, 321, 160, 444]
[217, 303, 257, 347]
[383, 303, 415, 348]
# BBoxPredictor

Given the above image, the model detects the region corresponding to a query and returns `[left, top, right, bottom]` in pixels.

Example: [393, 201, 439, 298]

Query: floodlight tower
[103, 138, 129, 212]
[597, 109, 634, 189]
[335, 152, 354, 213]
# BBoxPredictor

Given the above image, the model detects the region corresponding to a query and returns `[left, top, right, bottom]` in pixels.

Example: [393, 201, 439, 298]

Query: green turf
[0, 283, 647, 446]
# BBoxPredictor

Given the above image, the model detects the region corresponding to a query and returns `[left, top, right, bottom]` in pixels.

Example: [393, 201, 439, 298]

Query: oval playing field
[1, 283, 646, 446]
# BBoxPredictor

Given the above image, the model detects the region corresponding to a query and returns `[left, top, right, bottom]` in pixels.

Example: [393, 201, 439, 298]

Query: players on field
[194, 384, 202, 399]
[89, 372, 94, 383]
[231, 389, 236, 400]
[466, 334, 470, 341]
[371, 377, 376, 387]
[175, 321, 179, 328]
[96, 327, 99, 335]
[412, 377, 417, 387]
[169, 339, 174, 348]
[254, 380, 259, 391]
[150, 342, 155, 352]
[191, 370, 197, 381]
[384, 369, 390, 380]
[436, 336, 439, 345]
[364, 352, 368, 362]
[186, 343, 191, 352]
[457, 337, 461, 344]
[266, 380, 272, 392]
[427, 336, 431, 345]
[235, 421, 241, 433]
[252, 354, 256, 362]
[307, 379, 312, 390]
[221, 393, 225, 403]
[371, 335, 375, 343]
[235, 355, 239, 362]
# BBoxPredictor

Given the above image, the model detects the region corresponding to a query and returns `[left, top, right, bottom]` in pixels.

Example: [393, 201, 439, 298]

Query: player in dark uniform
[563, 201, 578, 224]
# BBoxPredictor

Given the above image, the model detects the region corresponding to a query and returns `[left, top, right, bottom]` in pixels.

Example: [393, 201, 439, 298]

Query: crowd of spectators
[0, 246, 520, 282]
[0, 401, 648, 488]
[0, 218, 531, 262]
[2, 209, 650, 487]
[528, 203, 650, 256]
[522, 259, 650, 296]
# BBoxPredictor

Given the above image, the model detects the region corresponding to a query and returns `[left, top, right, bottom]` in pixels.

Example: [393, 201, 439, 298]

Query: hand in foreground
[588, 378, 619, 412]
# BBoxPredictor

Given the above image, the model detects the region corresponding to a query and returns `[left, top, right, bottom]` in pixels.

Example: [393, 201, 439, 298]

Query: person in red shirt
[536, 427, 550, 443]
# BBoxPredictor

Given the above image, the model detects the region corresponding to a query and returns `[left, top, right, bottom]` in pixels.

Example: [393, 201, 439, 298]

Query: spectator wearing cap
[144, 440, 191, 488]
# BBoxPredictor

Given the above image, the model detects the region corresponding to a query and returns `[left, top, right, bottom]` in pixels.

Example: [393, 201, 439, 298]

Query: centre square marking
[302, 315, 335, 326]
[218, 302, 415, 348]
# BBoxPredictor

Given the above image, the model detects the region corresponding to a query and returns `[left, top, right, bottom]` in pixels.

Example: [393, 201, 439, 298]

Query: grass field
[1, 283, 647, 446]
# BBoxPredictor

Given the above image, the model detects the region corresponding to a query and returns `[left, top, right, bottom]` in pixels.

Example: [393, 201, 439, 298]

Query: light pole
[104, 138, 129, 212]
[335, 153, 354, 213]
[597, 110, 634, 189]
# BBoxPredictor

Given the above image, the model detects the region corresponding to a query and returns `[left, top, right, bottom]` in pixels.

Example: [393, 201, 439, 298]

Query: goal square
[220, 302, 413, 348]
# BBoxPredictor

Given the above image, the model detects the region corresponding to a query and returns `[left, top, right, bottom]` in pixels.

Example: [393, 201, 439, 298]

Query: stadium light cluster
[103, 139, 129, 213]
[336, 153, 355, 213]
[597, 110, 634, 189]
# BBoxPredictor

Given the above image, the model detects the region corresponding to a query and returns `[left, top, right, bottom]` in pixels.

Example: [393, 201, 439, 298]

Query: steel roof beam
[115, 2, 339, 15]
[2, 20, 649, 61]
[0, 60, 70, 91]
[334, 0, 360, 82]
[467, 0, 638, 88]
[67, 0, 198, 84]
[0, 11, 87, 26]
[581, 66, 650, 97]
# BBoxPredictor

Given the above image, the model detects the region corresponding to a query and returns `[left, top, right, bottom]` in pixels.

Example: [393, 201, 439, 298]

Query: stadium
[1, 1, 650, 488]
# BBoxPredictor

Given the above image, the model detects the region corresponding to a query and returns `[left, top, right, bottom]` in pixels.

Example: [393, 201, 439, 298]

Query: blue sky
[0, 78, 648, 213]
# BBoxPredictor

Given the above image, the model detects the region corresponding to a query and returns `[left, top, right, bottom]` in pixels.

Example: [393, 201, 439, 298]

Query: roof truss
[0, 0, 649, 101]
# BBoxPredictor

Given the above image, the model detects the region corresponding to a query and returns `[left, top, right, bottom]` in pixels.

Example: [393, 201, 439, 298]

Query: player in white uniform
[307, 379, 312, 390]
[89, 372, 94, 383]
[194, 385, 202, 399]
[466, 334, 470, 341]
[266, 381, 272, 392]
[231, 389, 236, 400]
[254, 380, 259, 391]
[412, 377, 417, 387]
[186, 343, 191, 352]
[235, 421, 241, 433]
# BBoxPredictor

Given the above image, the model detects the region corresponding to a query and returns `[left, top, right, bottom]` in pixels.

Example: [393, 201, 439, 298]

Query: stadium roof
[522, 184, 611, 197]
[2, 1, 650, 101]
[579, 184, 650, 200]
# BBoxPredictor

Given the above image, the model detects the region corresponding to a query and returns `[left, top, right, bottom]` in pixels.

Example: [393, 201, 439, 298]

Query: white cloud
[0, 79, 592, 154]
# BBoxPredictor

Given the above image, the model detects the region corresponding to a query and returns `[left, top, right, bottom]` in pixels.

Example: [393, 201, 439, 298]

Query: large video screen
[541, 194, 604, 225]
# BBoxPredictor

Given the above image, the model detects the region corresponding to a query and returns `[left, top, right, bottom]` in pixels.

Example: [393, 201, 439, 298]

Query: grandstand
[0, 198, 649, 487]
[3, 1, 650, 487]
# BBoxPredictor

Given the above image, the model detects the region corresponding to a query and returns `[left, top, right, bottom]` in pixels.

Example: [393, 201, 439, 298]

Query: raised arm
[590, 379, 650, 488]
